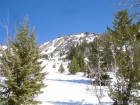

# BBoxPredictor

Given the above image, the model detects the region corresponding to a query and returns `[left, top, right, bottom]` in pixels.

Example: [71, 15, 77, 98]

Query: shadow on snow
[46, 100, 113, 105]
[46, 78, 91, 85]
[46, 100, 93, 105]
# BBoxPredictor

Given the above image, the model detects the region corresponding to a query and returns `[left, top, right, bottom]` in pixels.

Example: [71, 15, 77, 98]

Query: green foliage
[107, 10, 140, 105]
[68, 57, 80, 74]
[58, 58, 62, 61]
[0, 17, 47, 105]
[66, 41, 88, 74]
[102, 74, 110, 80]
[42, 54, 48, 59]
[53, 63, 56, 68]
[58, 63, 65, 73]
[60, 51, 64, 57]
[51, 53, 53, 58]
[88, 35, 111, 78]
[67, 35, 111, 76]
[77, 52, 86, 72]
[68, 51, 86, 75]
[66, 41, 89, 60]
[66, 45, 77, 60]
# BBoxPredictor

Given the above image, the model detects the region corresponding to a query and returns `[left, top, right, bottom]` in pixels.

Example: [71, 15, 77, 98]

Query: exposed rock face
[0, 32, 100, 57]
[0, 32, 100, 77]
[39, 33, 98, 57]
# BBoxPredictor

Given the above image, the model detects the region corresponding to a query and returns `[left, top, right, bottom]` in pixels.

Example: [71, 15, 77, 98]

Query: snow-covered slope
[39, 32, 98, 57]
[0, 33, 114, 104]
[0, 33, 97, 57]
[37, 33, 114, 104]
[36, 58, 113, 105]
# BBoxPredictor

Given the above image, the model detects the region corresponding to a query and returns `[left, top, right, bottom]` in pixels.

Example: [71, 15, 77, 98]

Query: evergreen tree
[88, 35, 111, 104]
[51, 53, 53, 58]
[42, 54, 48, 59]
[107, 10, 140, 105]
[77, 52, 86, 72]
[58, 63, 65, 73]
[59, 51, 62, 57]
[0, 17, 47, 105]
[52, 63, 56, 68]
[66, 45, 77, 60]
[116, 0, 140, 21]
[68, 57, 80, 74]
[88, 36, 108, 80]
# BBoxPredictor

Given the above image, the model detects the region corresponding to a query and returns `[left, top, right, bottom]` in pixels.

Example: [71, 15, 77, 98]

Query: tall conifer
[0, 17, 47, 105]
[107, 10, 140, 105]
[78, 52, 86, 72]
[68, 57, 80, 74]
[58, 63, 65, 73]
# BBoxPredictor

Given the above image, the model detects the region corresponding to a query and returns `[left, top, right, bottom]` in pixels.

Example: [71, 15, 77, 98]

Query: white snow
[39, 33, 97, 57]
[0, 34, 113, 105]
[36, 58, 113, 105]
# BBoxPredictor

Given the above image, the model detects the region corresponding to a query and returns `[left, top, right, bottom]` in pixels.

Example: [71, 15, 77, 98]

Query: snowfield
[36, 58, 113, 105]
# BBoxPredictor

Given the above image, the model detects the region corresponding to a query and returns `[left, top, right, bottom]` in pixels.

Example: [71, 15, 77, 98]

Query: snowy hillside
[0, 33, 114, 104]
[36, 58, 113, 105]
[36, 33, 114, 104]
[39, 32, 98, 57]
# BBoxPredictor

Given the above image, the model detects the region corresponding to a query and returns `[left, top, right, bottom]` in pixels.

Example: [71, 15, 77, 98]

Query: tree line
[0, 6, 140, 105]
[67, 9, 140, 105]
[0, 17, 47, 105]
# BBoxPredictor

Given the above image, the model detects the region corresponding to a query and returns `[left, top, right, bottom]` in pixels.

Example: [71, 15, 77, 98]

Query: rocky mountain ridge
[0, 32, 101, 57]
[39, 32, 99, 57]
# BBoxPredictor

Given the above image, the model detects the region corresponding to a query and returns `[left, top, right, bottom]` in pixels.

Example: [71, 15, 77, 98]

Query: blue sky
[0, 0, 124, 45]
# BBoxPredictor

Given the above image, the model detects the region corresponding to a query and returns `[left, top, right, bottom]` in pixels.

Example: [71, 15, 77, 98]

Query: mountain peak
[39, 33, 99, 57]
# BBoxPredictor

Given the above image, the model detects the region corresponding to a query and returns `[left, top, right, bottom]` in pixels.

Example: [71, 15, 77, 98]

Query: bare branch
[114, 0, 140, 21]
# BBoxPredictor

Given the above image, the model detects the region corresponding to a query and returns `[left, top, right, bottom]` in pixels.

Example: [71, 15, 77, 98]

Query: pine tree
[0, 17, 47, 105]
[58, 63, 65, 73]
[51, 53, 53, 58]
[53, 63, 56, 68]
[68, 57, 80, 74]
[41, 54, 48, 59]
[88, 36, 109, 80]
[77, 52, 86, 72]
[66, 45, 77, 60]
[107, 10, 140, 105]
[88, 35, 111, 104]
